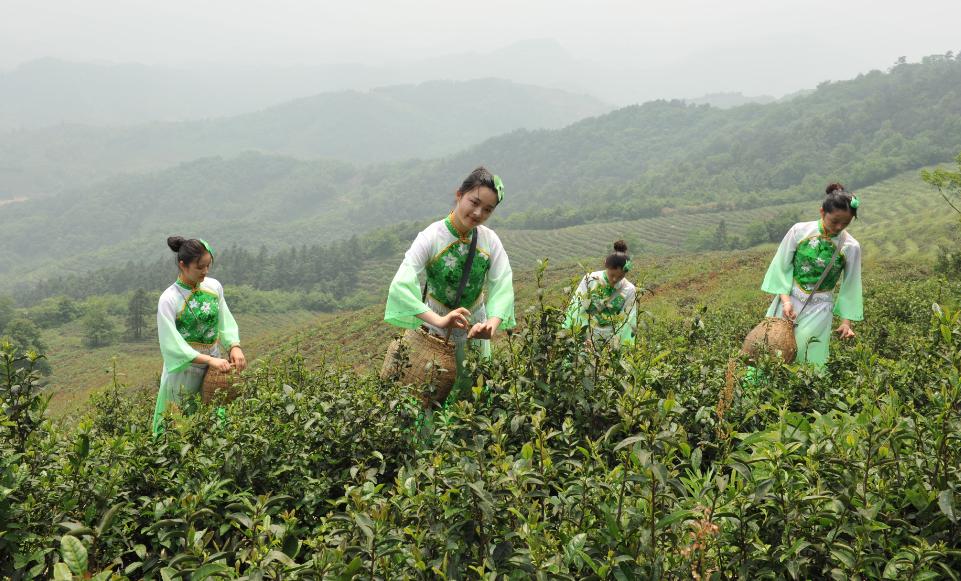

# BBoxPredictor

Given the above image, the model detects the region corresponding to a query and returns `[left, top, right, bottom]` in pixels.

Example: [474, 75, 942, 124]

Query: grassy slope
[42, 167, 956, 415]
[44, 310, 333, 415]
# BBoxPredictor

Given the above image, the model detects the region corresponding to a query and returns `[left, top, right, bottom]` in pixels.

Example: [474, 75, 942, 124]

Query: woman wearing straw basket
[563, 240, 638, 349]
[152, 237, 245, 434]
[384, 167, 515, 404]
[760, 183, 863, 367]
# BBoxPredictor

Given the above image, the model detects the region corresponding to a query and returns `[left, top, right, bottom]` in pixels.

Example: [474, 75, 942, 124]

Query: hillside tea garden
[2, 268, 960, 579]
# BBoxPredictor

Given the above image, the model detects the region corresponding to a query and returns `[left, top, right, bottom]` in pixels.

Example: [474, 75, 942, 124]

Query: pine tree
[125, 288, 150, 340]
[82, 305, 116, 348]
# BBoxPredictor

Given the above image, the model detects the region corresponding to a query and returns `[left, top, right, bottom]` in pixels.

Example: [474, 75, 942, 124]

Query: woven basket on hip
[201, 368, 240, 404]
[380, 327, 457, 408]
[718, 317, 796, 435]
[740, 316, 797, 363]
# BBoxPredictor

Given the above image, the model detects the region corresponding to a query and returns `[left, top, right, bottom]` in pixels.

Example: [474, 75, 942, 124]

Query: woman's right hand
[440, 307, 471, 330]
[780, 295, 797, 322]
[208, 357, 233, 373]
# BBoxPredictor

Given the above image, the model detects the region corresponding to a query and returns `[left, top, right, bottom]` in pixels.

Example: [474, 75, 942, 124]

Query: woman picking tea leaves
[152, 237, 245, 434]
[760, 183, 863, 367]
[384, 166, 515, 404]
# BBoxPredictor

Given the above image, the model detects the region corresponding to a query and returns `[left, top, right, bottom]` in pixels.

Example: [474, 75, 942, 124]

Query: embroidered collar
[817, 219, 842, 240]
[175, 277, 198, 291]
[444, 213, 473, 243]
[601, 271, 620, 290]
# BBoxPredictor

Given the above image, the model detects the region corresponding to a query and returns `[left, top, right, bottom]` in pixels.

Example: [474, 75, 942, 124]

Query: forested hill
[1, 55, 960, 286]
[0, 79, 608, 196]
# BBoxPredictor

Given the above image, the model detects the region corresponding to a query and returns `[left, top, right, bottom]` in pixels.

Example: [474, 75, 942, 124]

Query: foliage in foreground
[2, 273, 961, 579]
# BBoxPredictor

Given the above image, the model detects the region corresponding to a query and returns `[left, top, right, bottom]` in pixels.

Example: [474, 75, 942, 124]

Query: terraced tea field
[42, 166, 958, 416]
[500, 168, 952, 269]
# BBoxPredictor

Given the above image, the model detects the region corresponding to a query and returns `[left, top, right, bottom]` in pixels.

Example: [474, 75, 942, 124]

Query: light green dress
[564, 270, 638, 348]
[385, 214, 515, 399]
[761, 220, 863, 367]
[152, 277, 240, 434]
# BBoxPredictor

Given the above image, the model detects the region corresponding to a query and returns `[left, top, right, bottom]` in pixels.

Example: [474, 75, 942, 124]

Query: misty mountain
[0, 37, 850, 134]
[685, 92, 777, 108]
[1, 54, 959, 288]
[0, 78, 608, 196]
[0, 41, 601, 130]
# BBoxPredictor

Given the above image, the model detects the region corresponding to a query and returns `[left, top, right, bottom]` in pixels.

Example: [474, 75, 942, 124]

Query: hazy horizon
[3, 0, 960, 105]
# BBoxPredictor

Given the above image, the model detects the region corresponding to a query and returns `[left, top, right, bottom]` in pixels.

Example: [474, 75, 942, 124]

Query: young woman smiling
[384, 166, 515, 403]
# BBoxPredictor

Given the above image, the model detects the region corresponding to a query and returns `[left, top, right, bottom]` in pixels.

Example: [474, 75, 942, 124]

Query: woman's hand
[468, 317, 502, 340]
[229, 346, 247, 371]
[835, 319, 856, 340]
[208, 357, 233, 373]
[440, 307, 471, 331]
[780, 295, 796, 321]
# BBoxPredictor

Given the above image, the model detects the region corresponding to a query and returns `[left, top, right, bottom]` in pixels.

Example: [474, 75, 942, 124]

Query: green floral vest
[585, 274, 626, 327]
[792, 223, 846, 292]
[424, 216, 491, 309]
[174, 279, 221, 344]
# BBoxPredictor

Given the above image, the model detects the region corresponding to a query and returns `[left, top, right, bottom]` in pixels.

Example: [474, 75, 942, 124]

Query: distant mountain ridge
[0, 78, 608, 196]
[0, 42, 599, 130]
[1, 55, 959, 289]
[684, 92, 777, 108]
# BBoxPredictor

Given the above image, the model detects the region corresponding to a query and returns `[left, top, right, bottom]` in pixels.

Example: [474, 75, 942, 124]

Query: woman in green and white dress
[761, 183, 863, 367]
[384, 167, 515, 401]
[152, 237, 246, 434]
[564, 240, 638, 348]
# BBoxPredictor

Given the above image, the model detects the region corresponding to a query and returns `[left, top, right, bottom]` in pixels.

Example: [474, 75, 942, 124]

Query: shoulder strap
[794, 238, 843, 323]
[453, 230, 479, 307]
[421, 229, 479, 308]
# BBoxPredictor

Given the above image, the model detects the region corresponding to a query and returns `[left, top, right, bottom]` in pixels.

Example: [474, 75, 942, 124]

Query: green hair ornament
[492, 174, 504, 203]
[849, 195, 860, 209]
[198, 238, 214, 264]
[623, 259, 633, 273]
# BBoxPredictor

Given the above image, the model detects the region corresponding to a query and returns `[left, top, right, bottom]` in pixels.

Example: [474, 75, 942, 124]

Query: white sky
[2, 0, 959, 97]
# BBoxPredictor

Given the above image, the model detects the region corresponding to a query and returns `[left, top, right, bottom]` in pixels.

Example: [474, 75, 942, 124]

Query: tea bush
[2, 274, 961, 579]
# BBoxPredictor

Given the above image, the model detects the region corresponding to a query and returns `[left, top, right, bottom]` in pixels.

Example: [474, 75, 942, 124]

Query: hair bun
[825, 182, 845, 195]
[167, 236, 186, 252]
[613, 239, 628, 253]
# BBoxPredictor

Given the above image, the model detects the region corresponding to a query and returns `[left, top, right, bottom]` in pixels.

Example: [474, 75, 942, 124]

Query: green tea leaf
[938, 489, 957, 523]
[60, 535, 88, 575]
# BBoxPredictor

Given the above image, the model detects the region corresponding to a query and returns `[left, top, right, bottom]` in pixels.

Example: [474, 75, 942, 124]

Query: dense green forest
[13, 222, 424, 308]
[0, 79, 608, 196]
[1, 54, 959, 289]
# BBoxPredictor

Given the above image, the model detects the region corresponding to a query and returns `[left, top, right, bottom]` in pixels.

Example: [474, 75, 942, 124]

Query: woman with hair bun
[152, 236, 245, 434]
[564, 240, 639, 348]
[760, 183, 863, 367]
[385, 166, 515, 404]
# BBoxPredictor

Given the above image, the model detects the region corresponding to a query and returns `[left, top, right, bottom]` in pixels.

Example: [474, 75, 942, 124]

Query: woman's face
[606, 267, 625, 285]
[454, 186, 498, 230]
[179, 253, 212, 286]
[820, 208, 854, 237]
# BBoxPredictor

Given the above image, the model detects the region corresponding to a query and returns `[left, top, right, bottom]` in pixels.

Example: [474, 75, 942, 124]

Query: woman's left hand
[468, 317, 502, 340]
[835, 320, 856, 340]
[229, 346, 247, 371]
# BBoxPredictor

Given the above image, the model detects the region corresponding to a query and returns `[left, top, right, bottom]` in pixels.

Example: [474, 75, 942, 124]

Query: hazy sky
[2, 0, 959, 97]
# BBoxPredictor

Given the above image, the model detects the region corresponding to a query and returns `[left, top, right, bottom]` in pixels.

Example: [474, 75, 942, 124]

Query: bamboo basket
[201, 368, 240, 403]
[741, 316, 797, 363]
[380, 327, 457, 408]
[719, 317, 796, 436]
